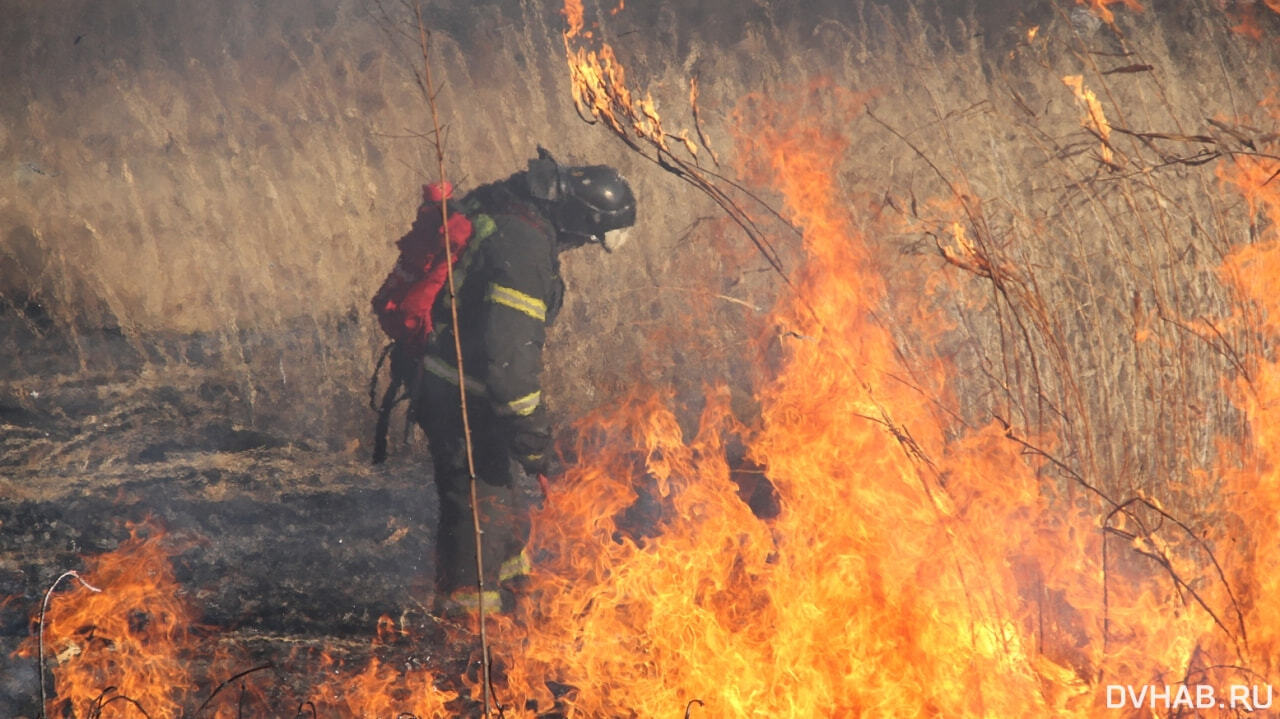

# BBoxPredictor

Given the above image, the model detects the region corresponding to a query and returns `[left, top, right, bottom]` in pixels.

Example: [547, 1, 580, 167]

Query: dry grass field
[3, 0, 1280, 715]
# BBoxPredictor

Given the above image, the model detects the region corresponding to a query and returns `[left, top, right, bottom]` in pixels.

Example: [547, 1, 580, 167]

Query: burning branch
[1063, 75, 1120, 169]
[1102, 497, 1249, 660]
[560, 0, 793, 283]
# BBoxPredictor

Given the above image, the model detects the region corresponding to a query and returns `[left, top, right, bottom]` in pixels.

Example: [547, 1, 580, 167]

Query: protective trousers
[419, 378, 532, 609]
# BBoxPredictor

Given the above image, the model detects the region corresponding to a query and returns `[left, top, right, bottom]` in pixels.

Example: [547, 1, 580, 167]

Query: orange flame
[1078, 0, 1144, 25]
[25, 523, 456, 718]
[1063, 75, 1117, 167]
[564, 39, 670, 150]
[1215, 135, 1280, 672]
[1225, 1, 1280, 39]
[308, 653, 457, 718]
[561, 0, 705, 160]
[484, 87, 1118, 716]
[561, 0, 585, 40]
[22, 523, 204, 718]
[26, 4, 1280, 717]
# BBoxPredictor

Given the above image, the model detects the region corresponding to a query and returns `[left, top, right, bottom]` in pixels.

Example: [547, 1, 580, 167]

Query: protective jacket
[417, 173, 565, 472]
[413, 173, 563, 602]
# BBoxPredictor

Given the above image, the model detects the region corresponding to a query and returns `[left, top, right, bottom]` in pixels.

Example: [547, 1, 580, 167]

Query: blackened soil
[0, 317, 461, 717]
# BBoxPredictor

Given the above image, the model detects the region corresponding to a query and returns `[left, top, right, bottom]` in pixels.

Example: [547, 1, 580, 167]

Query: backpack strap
[425, 196, 498, 345]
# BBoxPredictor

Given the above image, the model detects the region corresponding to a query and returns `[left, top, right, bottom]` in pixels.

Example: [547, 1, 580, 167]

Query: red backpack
[372, 182, 474, 351]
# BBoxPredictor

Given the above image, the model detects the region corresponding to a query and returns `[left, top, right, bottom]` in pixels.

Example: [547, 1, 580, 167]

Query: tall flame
[1214, 128, 1280, 673]
[485, 88, 1106, 716]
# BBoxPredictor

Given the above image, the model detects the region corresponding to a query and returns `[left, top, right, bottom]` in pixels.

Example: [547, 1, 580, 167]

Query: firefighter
[409, 149, 637, 615]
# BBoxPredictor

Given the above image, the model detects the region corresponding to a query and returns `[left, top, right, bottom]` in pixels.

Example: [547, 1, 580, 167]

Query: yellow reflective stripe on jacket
[499, 550, 532, 583]
[422, 355, 487, 397]
[485, 283, 547, 322]
[447, 588, 503, 613]
[496, 389, 541, 417]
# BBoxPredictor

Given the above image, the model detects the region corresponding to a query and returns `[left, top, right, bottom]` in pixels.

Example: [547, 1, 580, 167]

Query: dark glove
[517, 451, 550, 477]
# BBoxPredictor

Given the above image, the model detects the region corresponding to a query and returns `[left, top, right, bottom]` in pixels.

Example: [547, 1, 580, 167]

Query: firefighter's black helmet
[527, 148, 637, 250]
[555, 164, 637, 235]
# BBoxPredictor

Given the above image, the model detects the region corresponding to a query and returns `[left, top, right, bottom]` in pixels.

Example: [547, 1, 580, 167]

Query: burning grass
[9, 0, 1280, 717]
[19, 523, 466, 718]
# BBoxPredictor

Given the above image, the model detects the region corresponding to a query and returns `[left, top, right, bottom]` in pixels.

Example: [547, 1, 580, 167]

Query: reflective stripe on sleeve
[497, 389, 541, 417]
[422, 355, 488, 397]
[485, 283, 547, 322]
[447, 589, 503, 614]
[498, 550, 532, 583]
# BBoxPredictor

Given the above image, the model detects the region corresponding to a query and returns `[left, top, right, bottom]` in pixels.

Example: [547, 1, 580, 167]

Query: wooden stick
[412, 4, 496, 715]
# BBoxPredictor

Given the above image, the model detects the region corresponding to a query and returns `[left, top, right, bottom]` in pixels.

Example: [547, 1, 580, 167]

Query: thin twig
[994, 417, 1120, 509]
[688, 76, 719, 167]
[98, 696, 153, 719]
[413, 5, 496, 716]
[1180, 662, 1271, 689]
[89, 688, 152, 719]
[1158, 310, 1254, 388]
[684, 699, 705, 718]
[39, 570, 102, 719]
[1104, 496, 1248, 657]
[190, 662, 273, 718]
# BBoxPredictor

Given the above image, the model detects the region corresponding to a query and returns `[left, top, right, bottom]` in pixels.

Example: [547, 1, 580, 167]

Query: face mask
[601, 227, 632, 253]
